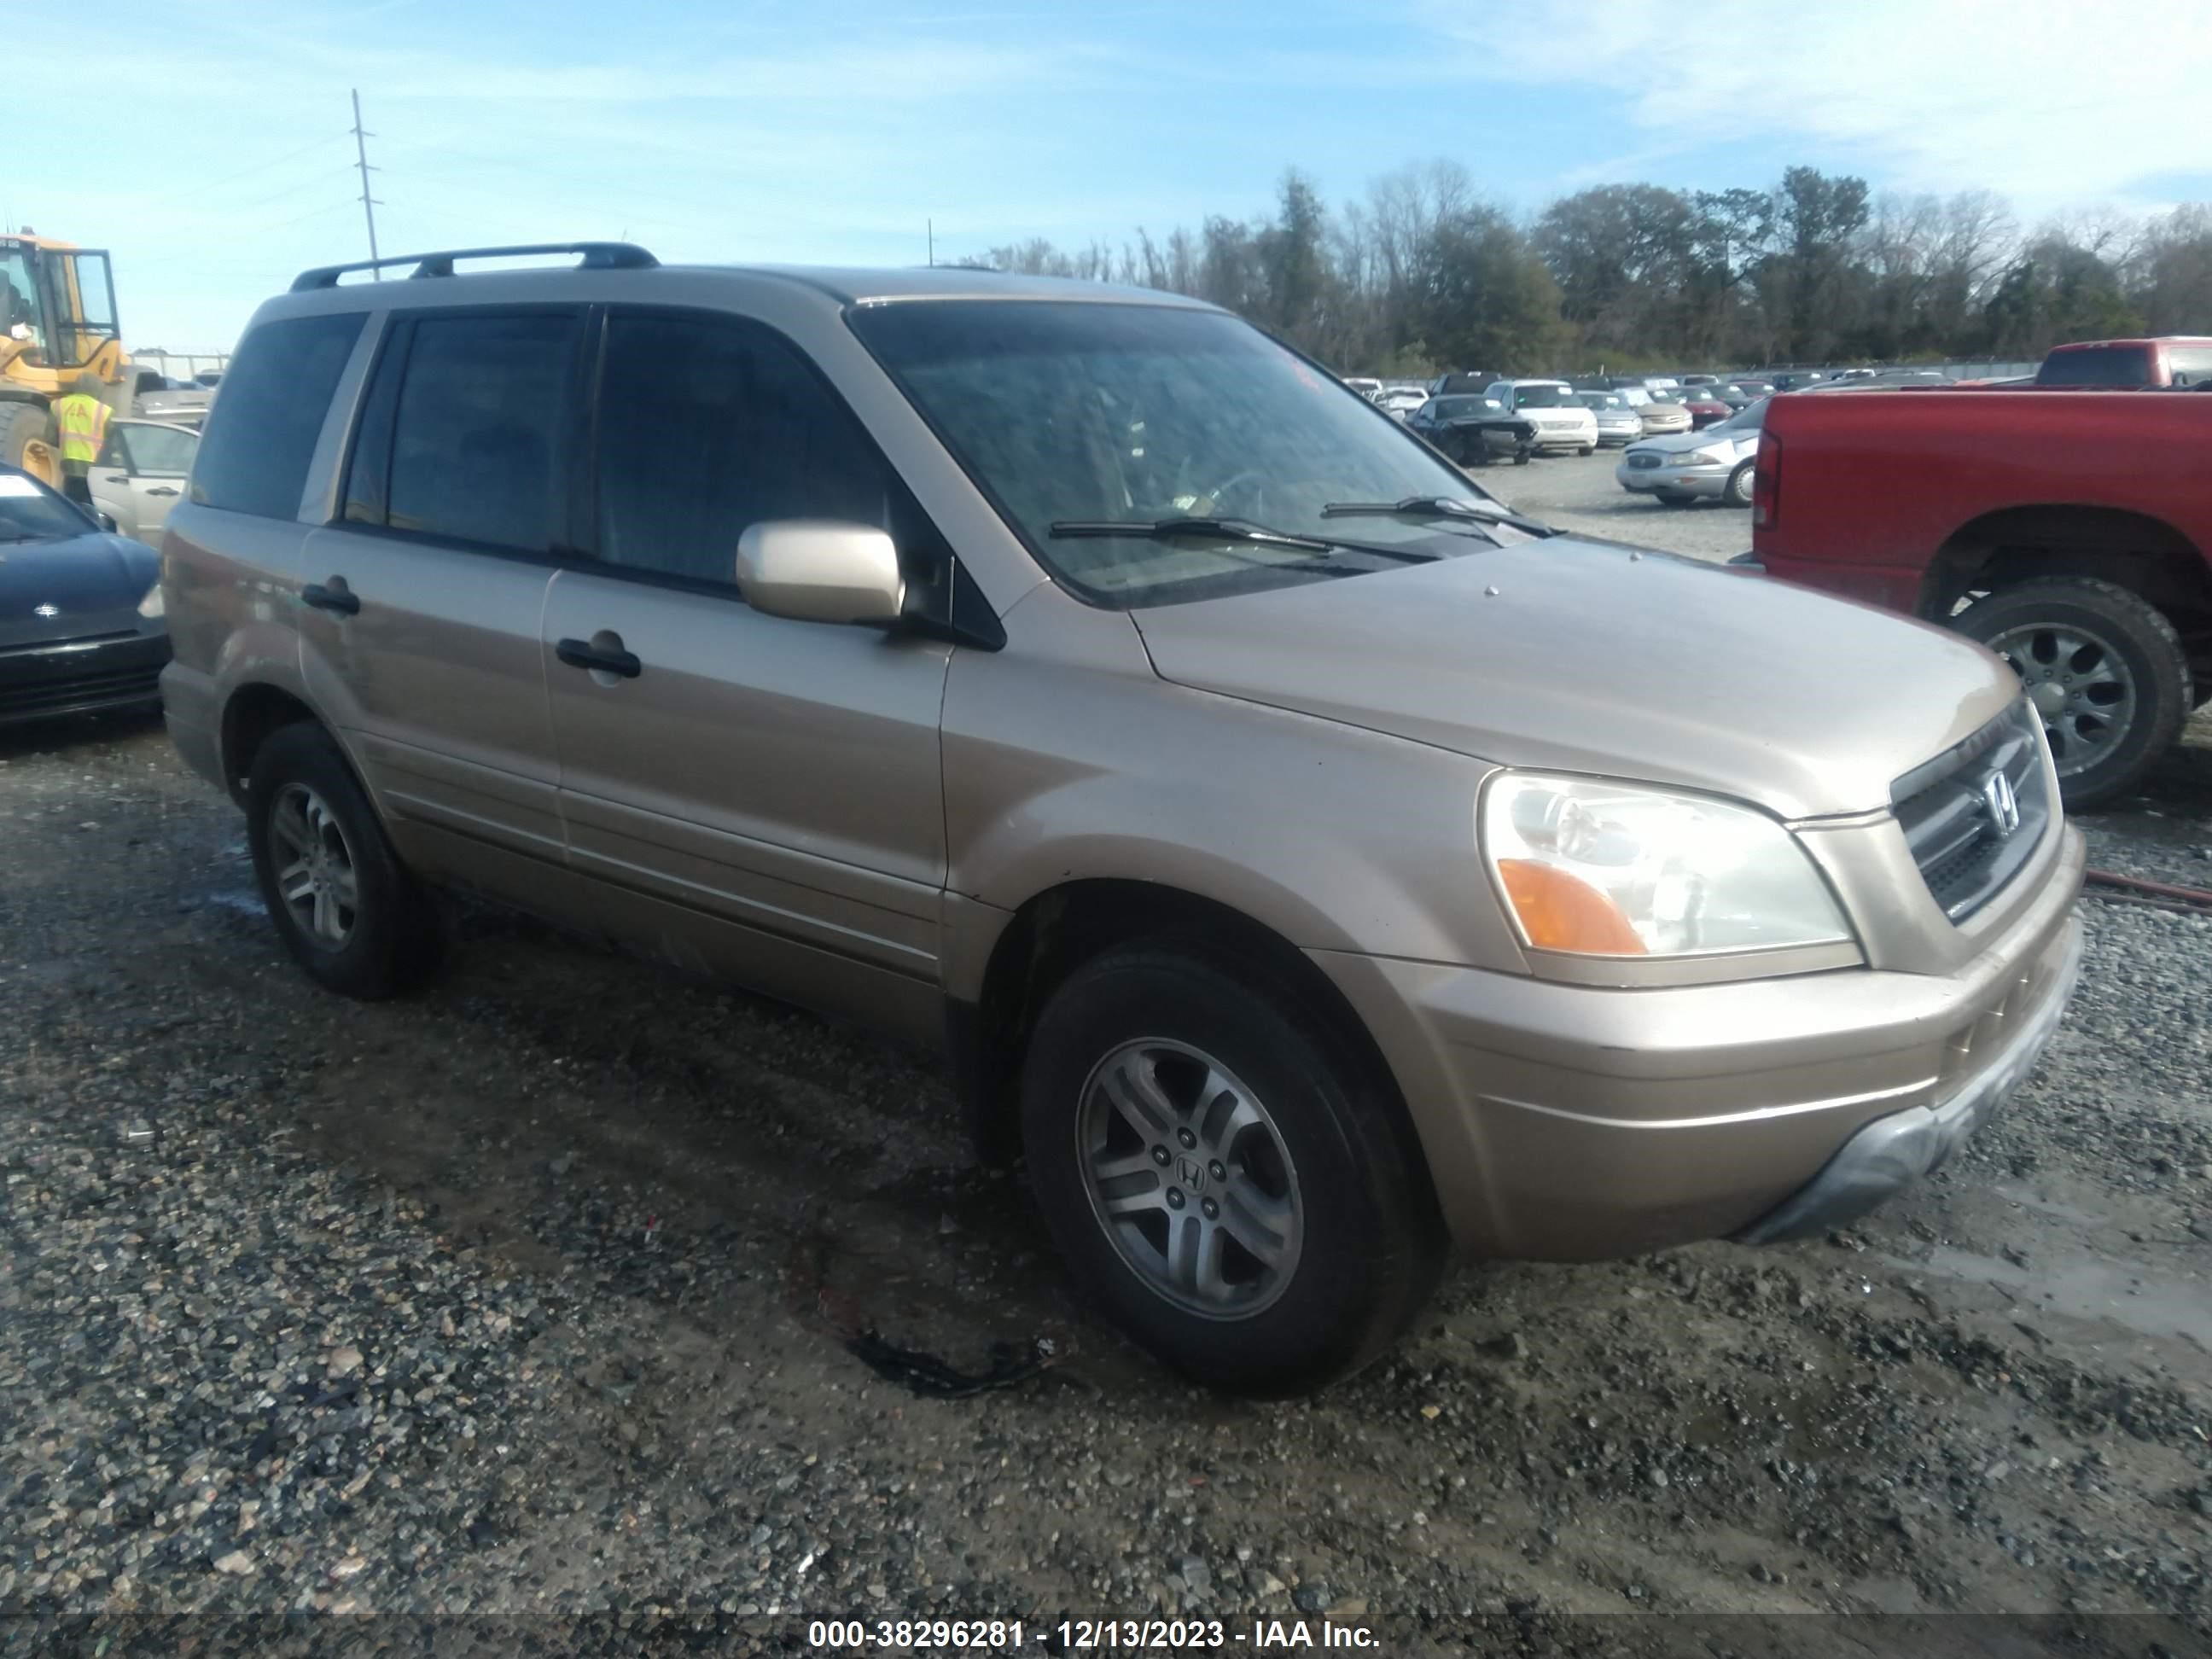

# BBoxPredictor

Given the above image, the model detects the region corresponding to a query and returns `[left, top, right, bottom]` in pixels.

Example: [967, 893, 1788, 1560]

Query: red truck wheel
[1953, 577, 2192, 810]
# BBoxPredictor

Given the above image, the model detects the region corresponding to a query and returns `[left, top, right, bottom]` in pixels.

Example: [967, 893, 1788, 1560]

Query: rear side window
[378, 313, 577, 552]
[2165, 346, 2212, 387]
[189, 311, 364, 518]
[591, 311, 928, 588]
[2036, 346, 2153, 386]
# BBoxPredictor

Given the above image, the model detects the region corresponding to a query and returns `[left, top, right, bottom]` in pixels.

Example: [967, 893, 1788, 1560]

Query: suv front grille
[1891, 701, 2052, 923]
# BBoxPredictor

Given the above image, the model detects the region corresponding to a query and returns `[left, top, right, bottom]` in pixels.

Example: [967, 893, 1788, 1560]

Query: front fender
[943, 637, 1530, 987]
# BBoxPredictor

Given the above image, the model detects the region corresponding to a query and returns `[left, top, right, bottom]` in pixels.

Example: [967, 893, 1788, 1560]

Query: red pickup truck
[1749, 390, 2212, 807]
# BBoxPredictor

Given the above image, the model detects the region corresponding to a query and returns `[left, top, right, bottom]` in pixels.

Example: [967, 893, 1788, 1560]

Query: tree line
[967, 161, 2212, 376]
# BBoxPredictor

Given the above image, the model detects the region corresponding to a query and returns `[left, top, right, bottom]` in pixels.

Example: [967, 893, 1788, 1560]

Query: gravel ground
[1487, 447, 1758, 564]
[2, 675, 2209, 1654]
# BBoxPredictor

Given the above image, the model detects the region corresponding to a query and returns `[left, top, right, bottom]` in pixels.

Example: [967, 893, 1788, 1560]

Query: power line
[352, 90, 383, 276]
[223, 166, 358, 216]
[189, 132, 350, 201]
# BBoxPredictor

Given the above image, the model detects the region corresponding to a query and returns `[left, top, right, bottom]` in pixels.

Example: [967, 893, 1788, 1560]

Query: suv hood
[1130, 538, 2018, 820]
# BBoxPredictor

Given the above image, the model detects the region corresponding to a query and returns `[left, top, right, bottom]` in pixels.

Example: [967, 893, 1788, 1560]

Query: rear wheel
[1020, 947, 1444, 1395]
[247, 724, 444, 998]
[1723, 462, 1755, 508]
[1952, 577, 2191, 810]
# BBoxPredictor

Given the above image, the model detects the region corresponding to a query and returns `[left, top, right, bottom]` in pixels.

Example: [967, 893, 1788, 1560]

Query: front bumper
[1733, 915, 2082, 1242]
[1617, 458, 1729, 497]
[1526, 426, 1596, 450]
[0, 629, 171, 725]
[1311, 824, 2085, 1259]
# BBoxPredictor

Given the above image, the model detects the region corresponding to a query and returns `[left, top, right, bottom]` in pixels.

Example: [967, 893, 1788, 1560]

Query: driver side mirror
[96, 511, 119, 533]
[734, 520, 906, 626]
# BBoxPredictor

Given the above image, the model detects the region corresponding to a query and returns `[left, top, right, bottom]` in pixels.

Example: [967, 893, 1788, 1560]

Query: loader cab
[1, 236, 122, 373]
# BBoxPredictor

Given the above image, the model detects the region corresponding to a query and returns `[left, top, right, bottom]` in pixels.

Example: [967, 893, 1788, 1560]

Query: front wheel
[1020, 948, 1444, 1395]
[1653, 490, 1695, 507]
[1578, 445, 1595, 457]
[1952, 578, 2191, 810]
[1723, 462, 1755, 507]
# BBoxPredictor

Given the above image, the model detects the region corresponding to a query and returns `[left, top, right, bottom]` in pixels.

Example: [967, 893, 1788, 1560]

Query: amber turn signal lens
[1497, 859, 1649, 955]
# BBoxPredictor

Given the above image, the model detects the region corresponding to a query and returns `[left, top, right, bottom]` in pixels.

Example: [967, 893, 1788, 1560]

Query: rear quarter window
[189, 311, 364, 518]
[2035, 346, 2154, 386]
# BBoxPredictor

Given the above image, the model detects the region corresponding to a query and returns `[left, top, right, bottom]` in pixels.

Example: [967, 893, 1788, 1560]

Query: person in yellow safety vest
[52, 372, 112, 507]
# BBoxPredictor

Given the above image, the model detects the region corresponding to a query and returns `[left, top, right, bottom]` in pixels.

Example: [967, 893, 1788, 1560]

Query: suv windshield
[850, 301, 1513, 607]
[1509, 384, 1573, 408]
[0, 470, 93, 542]
[1576, 392, 1626, 410]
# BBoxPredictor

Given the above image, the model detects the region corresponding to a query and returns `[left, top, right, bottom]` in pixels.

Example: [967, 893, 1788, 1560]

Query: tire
[247, 723, 443, 998]
[1653, 490, 1695, 507]
[1020, 946, 1444, 1395]
[1512, 450, 1531, 466]
[1952, 578, 2192, 810]
[1723, 462, 1755, 508]
[1578, 445, 1595, 457]
[2, 401, 51, 472]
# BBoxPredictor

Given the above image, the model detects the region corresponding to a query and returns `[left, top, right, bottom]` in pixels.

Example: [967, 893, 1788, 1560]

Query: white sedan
[88, 420, 198, 547]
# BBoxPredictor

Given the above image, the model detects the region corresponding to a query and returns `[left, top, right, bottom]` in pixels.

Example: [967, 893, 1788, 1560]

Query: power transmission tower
[351, 90, 383, 276]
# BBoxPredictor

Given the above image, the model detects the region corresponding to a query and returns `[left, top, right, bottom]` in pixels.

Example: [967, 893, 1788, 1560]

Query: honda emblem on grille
[1982, 768, 2021, 838]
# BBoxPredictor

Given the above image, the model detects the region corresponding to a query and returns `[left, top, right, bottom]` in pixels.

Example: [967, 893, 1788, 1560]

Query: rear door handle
[301, 581, 360, 616]
[145, 486, 179, 498]
[102, 473, 130, 485]
[556, 637, 643, 679]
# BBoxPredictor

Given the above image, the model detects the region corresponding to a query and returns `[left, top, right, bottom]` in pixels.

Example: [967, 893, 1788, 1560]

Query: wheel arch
[1922, 504, 2211, 624]
[952, 878, 1431, 1203]
[218, 681, 323, 804]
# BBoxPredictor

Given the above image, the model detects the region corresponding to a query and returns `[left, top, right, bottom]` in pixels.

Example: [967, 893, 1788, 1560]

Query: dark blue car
[0, 464, 169, 725]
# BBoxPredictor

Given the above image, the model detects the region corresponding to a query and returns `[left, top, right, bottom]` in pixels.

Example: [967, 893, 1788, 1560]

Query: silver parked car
[1615, 396, 1766, 506]
[1572, 390, 1644, 447]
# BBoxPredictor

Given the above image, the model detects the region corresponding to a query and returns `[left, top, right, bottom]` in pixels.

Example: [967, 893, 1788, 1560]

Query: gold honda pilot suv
[158, 243, 2085, 1394]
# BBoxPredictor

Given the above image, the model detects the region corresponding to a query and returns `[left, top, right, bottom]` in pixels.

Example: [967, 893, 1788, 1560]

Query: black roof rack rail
[290, 242, 659, 292]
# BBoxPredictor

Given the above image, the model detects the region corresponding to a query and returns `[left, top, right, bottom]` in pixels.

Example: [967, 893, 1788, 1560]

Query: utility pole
[351, 90, 383, 276]
[927, 218, 934, 268]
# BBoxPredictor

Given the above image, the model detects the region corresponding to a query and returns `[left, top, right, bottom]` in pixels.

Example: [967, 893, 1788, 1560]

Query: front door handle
[145, 486, 179, 498]
[556, 636, 643, 679]
[102, 473, 130, 485]
[301, 580, 360, 616]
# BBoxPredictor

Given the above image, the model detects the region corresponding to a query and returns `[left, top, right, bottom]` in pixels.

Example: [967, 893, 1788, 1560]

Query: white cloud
[1414, 0, 2212, 210]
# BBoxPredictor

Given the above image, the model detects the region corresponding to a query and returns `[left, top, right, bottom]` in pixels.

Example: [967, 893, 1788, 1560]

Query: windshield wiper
[1322, 495, 1558, 538]
[1047, 516, 1440, 563]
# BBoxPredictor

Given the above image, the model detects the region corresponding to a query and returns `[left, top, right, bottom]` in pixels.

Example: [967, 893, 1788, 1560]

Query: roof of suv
[265, 246, 1217, 321]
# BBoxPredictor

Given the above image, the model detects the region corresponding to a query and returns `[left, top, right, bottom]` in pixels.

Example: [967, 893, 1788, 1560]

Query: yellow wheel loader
[1, 232, 131, 486]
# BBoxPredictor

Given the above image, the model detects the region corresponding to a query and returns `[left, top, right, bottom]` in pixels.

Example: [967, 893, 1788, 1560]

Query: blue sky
[9, 0, 2208, 351]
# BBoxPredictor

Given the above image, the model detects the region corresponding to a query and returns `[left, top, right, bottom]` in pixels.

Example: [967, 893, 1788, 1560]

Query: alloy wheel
[269, 782, 359, 946]
[1984, 621, 2138, 777]
[1074, 1039, 1304, 1318]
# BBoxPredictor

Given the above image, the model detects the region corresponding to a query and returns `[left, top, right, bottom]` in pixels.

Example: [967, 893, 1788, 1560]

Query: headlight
[1687, 447, 1730, 466]
[1479, 772, 1853, 958]
[137, 585, 165, 619]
